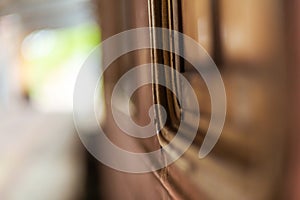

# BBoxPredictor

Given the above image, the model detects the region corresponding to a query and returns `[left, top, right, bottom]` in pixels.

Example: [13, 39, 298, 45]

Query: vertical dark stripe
[211, 0, 223, 67]
[177, 0, 185, 72]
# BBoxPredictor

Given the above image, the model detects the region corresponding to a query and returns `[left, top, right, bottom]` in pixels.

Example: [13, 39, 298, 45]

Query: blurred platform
[0, 108, 85, 200]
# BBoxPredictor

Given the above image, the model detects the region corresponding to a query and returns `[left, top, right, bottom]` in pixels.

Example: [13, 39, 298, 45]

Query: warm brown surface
[95, 0, 291, 199]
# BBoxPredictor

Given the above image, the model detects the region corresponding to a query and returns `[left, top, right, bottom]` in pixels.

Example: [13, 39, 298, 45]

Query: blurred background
[0, 0, 101, 199]
[0, 0, 300, 200]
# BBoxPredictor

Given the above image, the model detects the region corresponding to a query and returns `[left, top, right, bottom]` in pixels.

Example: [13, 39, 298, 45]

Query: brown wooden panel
[149, 0, 288, 199]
